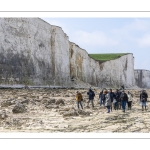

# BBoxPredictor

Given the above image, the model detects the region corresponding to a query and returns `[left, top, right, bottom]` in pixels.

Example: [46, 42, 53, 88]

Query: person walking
[99, 89, 104, 106]
[117, 89, 122, 109]
[87, 88, 95, 108]
[140, 90, 148, 111]
[120, 90, 128, 113]
[76, 91, 83, 109]
[99, 88, 106, 106]
[127, 91, 133, 110]
[113, 89, 120, 110]
[105, 90, 111, 113]
[101, 90, 107, 107]
[109, 89, 114, 111]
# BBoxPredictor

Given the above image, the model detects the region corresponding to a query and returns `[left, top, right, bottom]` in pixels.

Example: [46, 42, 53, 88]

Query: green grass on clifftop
[89, 53, 129, 62]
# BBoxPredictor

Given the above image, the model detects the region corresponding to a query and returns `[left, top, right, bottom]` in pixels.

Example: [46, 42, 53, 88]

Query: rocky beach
[0, 88, 149, 133]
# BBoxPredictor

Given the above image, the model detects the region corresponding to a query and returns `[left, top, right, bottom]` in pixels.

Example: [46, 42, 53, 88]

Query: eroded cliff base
[0, 88, 150, 133]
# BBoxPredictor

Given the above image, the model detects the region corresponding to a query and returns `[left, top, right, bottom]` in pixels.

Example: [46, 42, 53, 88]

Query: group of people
[75, 88, 148, 113]
[99, 89, 133, 113]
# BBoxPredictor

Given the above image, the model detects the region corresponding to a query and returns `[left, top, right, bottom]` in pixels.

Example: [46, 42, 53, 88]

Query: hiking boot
[107, 111, 110, 113]
[107, 109, 110, 113]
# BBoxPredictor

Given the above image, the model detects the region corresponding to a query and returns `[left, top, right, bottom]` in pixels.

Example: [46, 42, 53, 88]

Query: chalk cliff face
[135, 70, 150, 88]
[51, 25, 70, 86]
[0, 18, 52, 85]
[0, 18, 135, 87]
[0, 18, 70, 86]
[70, 43, 135, 88]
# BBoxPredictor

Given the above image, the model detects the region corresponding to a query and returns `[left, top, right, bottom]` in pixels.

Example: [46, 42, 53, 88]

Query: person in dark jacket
[120, 90, 128, 112]
[140, 90, 148, 111]
[99, 89, 103, 106]
[109, 89, 114, 111]
[87, 88, 95, 108]
[113, 89, 120, 110]
[101, 90, 107, 107]
[117, 89, 122, 109]
[99, 88, 106, 106]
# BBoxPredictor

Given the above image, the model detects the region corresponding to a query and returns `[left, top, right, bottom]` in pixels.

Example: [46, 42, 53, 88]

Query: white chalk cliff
[135, 70, 150, 89]
[0, 18, 137, 88]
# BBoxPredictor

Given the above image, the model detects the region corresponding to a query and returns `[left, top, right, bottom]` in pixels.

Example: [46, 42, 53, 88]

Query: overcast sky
[42, 18, 150, 70]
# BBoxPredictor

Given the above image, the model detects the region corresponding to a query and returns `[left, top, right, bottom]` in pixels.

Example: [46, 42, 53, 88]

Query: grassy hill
[89, 53, 129, 62]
